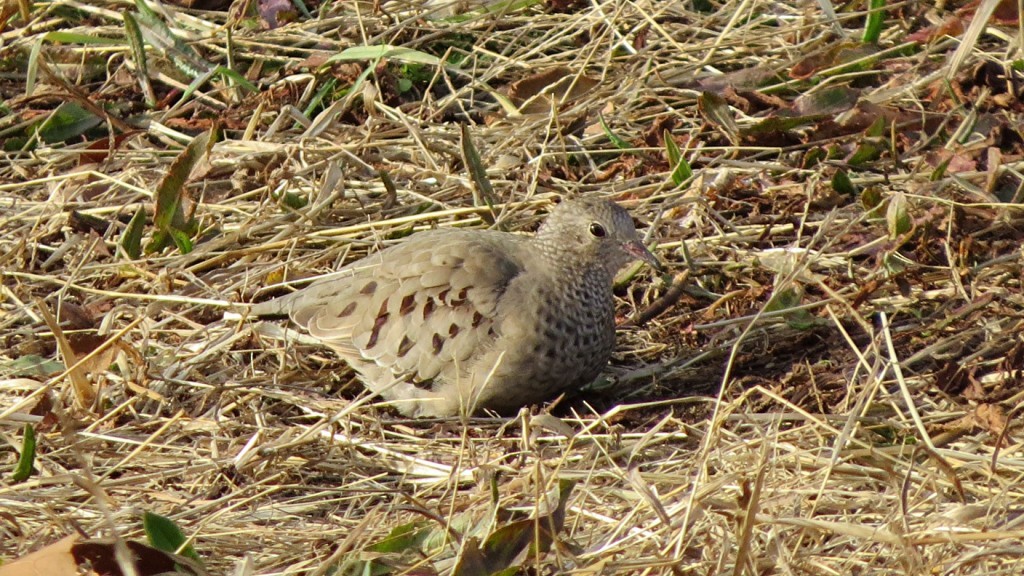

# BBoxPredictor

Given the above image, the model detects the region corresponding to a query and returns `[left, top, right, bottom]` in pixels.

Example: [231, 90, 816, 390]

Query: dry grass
[3, 0, 1024, 574]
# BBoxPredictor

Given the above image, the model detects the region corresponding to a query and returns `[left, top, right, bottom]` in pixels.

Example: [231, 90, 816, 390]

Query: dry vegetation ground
[4, 0, 1024, 574]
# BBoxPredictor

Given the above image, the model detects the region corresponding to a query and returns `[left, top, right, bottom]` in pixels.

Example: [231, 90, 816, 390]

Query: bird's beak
[623, 240, 663, 272]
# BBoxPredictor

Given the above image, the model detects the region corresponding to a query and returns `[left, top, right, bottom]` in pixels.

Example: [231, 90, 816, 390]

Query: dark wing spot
[360, 281, 377, 295]
[397, 335, 414, 357]
[471, 312, 484, 328]
[437, 289, 450, 303]
[422, 298, 436, 320]
[399, 294, 416, 316]
[336, 301, 357, 318]
[432, 333, 445, 355]
[366, 311, 389, 349]
[448, 287, 470, 307]
[449, 323, 460, 338]
[365, 300, 390, 350]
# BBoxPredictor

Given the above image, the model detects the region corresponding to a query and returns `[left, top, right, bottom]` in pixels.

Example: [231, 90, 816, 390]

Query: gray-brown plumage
[250, 197, 659, 417]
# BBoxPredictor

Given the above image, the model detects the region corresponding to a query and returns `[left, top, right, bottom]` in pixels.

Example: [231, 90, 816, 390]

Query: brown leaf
[0, 535, 82, 576]
[973, 404, 1010, 443]
[78, 132, 142, 166]
[506, 67, 600, 114]
[37, 302, 95, 409]
[59, 303, 124, 383]
[933, 362, 969, 394]
[71, 540, 187, 576]
[906, 14, 965, 43]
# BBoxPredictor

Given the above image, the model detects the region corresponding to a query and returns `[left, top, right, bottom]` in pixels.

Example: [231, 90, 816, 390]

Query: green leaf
[143, 511, 200, 561]
[179, 67, 219, 105]
[766, 287, 816, 329]
[0, 354, 65, 377]
[864, 115, 887, 137]
[766, 286, 802, 312]
[598, 113, 631, 150]
[42, 31, 125, 45]
[35, 103, 102, 143]
[698, 91, 739, 142]
[168, 227, 194, 254]
[461, 125, 498, 219]
[145, 230, 172, 254]
[664, 130, 692, 186]
[453, 480, 574, 576]
[930, 155, 952, 180]
[847, 139, 883, 167]
[133, 0, 212, 77]
[26, 37, 43, 96]
[148, 130, 214, 254]
[12, 425, 37, 482]
[303, 78, 337, 118]
[366, 522, 432, 553]
[886, 191, 912, 238]
[802, 147, 826, 168]
[153, 130, 211, 232]
[831, 169, 856, 196]
[324, 45, 441, 66]
[278, 191, 308, 210]
[123, 12, 155, 107]
[861, 186, 883, 212]
[379, 169, 398, 207]
[121, 207, 147, 260]
[862, 0, 886, 44]
[213, 66, 258, 93]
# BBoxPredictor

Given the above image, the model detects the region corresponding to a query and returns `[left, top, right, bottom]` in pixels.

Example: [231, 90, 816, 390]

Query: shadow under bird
[249, 197, 660, 417]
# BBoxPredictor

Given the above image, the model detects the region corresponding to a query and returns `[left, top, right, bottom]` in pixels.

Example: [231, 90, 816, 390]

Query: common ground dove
[250, 197, 659, 417]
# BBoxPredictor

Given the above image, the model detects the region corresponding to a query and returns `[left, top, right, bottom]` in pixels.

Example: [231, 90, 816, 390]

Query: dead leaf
[36, 302, 94, 409]
[974, 404, 1009, 441]
[0, 535, 81, 576]
[59, 303, 124, 385]
[506, 67, 600, 114]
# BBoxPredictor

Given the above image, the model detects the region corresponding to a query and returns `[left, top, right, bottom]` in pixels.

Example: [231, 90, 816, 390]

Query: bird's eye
[589, 223, 607, 238]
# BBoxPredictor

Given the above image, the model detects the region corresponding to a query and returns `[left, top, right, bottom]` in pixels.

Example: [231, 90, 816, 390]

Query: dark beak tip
[625, 241, 663, 271]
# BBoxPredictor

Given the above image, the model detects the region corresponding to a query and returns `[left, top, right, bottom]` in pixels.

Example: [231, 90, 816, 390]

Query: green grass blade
[121, 206, 147, 259]
[123, 12, 155, 107]
[599, 113, 631, 150]
[862, 0, 886, 44]
[664, 130, 692, 185]
[324, 45, 441, 66]
[12, 424, 36, 482]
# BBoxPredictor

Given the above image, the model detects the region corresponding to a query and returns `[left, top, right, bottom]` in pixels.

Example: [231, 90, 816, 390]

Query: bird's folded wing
[281, 231, 526, 383]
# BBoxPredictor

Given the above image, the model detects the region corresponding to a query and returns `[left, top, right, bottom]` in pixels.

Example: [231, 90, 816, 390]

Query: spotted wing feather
[269, 230, 525, 391]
